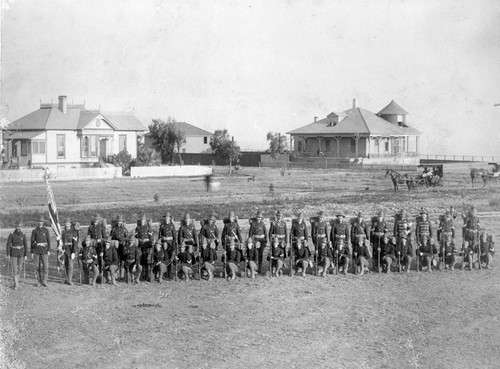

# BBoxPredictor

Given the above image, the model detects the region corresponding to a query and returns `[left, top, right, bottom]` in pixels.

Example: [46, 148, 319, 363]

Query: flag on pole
[44, 169, 63, 273]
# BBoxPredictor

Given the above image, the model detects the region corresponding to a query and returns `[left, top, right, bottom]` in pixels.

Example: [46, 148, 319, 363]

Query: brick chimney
[58, 95, 67, 114]
[353, 98, 357, 108]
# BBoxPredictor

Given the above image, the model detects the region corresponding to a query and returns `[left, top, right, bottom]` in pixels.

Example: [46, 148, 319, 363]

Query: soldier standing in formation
[6, 221, 28, 289]
[463, 206, 481, 268]
[199, 214, 219, 249]
[222, 211, 242, 251]
[31, 217, 51, 287]
[61, 218, 78, 285]
[134, 214, 151, 281]
[291, 212, 309, 252]
[394, 210, 413, 272]
[416, 209, 434, 271]
[351, 211, 369, 250]
[331, 213, 350, 275]
[370, 210, 388, 272]
[87, 214, 107, 282]
[79, 235, 99, 285]
[380, 237, 396, 273]
[248, 210, 268, 274]
[178, 213, 198, 252]
[312, 210, 329, 253]
[480, 234, 495, 269]
[159, 212, 176, 279]
[438, 209, 457, 270]
[111, 215, 128, 281]
[123, 234, 142, 284]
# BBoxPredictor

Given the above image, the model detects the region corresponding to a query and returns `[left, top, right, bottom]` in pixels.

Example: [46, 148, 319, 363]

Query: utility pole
[229, 135, 234, 175]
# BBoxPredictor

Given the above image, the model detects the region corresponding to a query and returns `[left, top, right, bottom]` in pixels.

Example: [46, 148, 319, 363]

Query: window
[21, 141, 28, 157]
[350, 138, 356, 153]
[203, 136, 208, 144]
[119, 135, 127, 152]
[89, 136, 97, 157]
[32, 141, 46, 155]
[82, 136, 89, 157]
[57, 135, 65, 159]
[298, 141, 303, 152]
[384, 140, 390, 152]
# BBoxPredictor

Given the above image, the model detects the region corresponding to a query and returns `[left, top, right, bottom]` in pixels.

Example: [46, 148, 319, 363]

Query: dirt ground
[1, 164, 500, 369]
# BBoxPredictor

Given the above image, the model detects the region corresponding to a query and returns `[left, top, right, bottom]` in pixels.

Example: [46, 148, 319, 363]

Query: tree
[133, 146, 161, 167]
[113, 149, 133, 175]
[266, 132, 288, 159]
[148, 117, 186, 164]
[210, 129, 241, 166]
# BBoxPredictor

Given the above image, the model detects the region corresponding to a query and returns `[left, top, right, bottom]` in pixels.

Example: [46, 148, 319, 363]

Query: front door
[99, 139, 107, 161]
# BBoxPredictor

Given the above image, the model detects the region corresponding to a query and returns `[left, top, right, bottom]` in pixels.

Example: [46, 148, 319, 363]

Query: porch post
[334, 136, 341, 157]
[354, 133, 360, 158]
[316, 136, 323, 155]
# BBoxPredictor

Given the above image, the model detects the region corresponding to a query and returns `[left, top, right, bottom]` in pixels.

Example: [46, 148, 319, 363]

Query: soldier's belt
[419, 232, 430, 236]
[466, 229, 478, 232]
[373, 232, 384, 236]
[253, 235, 265, 239]
[316, 233, 326, 237]
[294, 236, 305, 241]
[443, 232, 453, 235]
[91, 238, 102, 242]
[11, 246, 23, 249]
[139, 238, 150, 242]
[64, 242, 73, 246]
[162, 237, 173, 241]
[36, 243, 47, 246]
[355, 234, 366, 238]
[335, 235, 346, 239]
[275, 235, 286, 239]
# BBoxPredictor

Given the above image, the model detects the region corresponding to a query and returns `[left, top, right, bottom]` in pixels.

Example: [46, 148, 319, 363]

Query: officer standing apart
[6, 221, 28, 289]
[31, 217, 51, 287]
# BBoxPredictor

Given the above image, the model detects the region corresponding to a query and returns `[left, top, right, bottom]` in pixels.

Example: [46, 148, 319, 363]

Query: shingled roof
[286, 107, 421, 136]
[144, 122, 213, 137]
[7, 106, 147, 132]
[377, 100, 409, 115]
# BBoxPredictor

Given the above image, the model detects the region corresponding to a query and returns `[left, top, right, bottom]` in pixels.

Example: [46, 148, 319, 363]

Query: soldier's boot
[158, 272, 163, 284]
[258, 261, 263, 274]
[110, 271, 117, 285]
[358, 264, 364, 276]
[208, 270, 214, 281]
[91, 272, 98, 286]
[13, 275, 19, 289]
[68, 270, 74, 285]
[385, 260, 392, 273]
[42, 273, 49, 287]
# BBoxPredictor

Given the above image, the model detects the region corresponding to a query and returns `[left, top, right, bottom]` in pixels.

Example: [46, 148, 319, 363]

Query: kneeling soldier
[419, 236, 437, 272]
[103, 239, 119, 285]
[480, 234, 495, 269]
[440, 239, 458, 271]
[380, 237, 396, 273]
[152, 240, 167, 283]
[317, 239, 333, 277]
[224, 240, 241, 280]
[176, 243, 193, 281]
[353, 239, 371, 275]
[294, 239, 310, 277]
[199, 238, 217, 280]
[270, 236, 286, 277]
[396, 237, 413, 273]
[80, 236, 99, 285]
[245, 239, 259, 279]
[123, 235, 142, 284]
[6, 221, 28, 289]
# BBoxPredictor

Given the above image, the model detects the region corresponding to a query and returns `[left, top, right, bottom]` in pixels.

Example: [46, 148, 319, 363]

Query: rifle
[101, 253, 105, 285]
[353, 249, 358, 275]
[78, 256, 82, 285]
[398, 238, 402, 273]
[269, 241, 273, 278]
[289, 234, 294, 277]
[174, 245, 178, 282]
[23, 259, 26, 281]
[377, 237, 381, 274]
[335, 245, 339, 275]
[476, 230, 481, 270]
[223, 246, 228, 280]
[197, 250, 202, 282]
[149, 248, 154, 283]
[315, 248, 319, 276]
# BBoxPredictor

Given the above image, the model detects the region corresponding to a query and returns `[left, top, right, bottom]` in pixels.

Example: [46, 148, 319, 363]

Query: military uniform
[178, 219, 199, 250]
[311, 213, 329, 250]
[199, 219, 219, 248]
[200, 244, 218, 280]
[6, 224, 27, 289]
[270, 242, 286, 277]
[351, 214, 369, 248]
[134, 219, 152, 281]
[370, 214, 388, 270]
[418, 239, 438, 272]
[61, 223, 79, 285]
[30, 220, 52, 287]
[463, 210, 480, 247]
[176, 247, 193, 281]
[245, 241, 259, 278]
[291, 218, 309, 250]
[395, 237, 414, 273]
[222, 218, 242, 250]
[353, 240, 371, 275]
[479, 234, 494, 269]
[103, 241, 119, 284]
[224, 246, 241, 280]
[380, 238, 396, 273]
[152, 244, 168, 283]
[316, 240, 333, 277]
[440, 239, 458, 270]
[331, 215, 351, 275]
[248, 213, 268, 273]
[111, 217, 128, 280]
[159, 215, 176, 278]
[123, 237, 142, 284]
[87, 216, 107, 277]
[416, 211, 434, 271]
[294, 244, 310, 277]
[79, 237, 99, 285]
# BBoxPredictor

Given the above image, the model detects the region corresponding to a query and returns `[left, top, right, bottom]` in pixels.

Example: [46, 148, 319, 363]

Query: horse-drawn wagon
[416, 164, 443, 187]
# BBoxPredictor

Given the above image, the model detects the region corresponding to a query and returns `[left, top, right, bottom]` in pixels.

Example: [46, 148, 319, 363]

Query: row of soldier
[5, 205, 494, 288]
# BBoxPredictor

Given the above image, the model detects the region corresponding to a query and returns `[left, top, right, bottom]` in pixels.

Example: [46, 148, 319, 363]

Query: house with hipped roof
[286, 99, 421, 164]
[2, 95, 147, 168]
[144, 122, 213, 154]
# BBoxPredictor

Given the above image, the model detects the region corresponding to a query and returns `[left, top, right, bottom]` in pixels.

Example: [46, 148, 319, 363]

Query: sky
[1, 0, 500, 155]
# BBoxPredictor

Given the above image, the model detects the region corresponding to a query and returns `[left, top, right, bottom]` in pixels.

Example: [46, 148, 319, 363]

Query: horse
[385, 169, 412, 192]
[470, 168, 487, 187]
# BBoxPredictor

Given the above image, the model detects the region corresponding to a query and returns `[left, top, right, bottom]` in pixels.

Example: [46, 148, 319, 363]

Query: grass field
[1, 164, 500, 369]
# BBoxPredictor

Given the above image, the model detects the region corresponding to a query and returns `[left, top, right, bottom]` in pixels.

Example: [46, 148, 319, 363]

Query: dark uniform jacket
[178, 221, 199, 246]
[370, 219, 388, 239]
[381, 242, 396, 259]
[200, 248, 217, 263]
[295, 247, 310, 261]
[7, 229, 28, 258]
[463, 215, 480, 241]
[226, 249, 241, 264]
[271, 244, 286, 260]
[87, 222, 107, 241]
[249, 220, 268, 243]
[30, 226, 51, 255]
[394, 218, 412, 241]
[246, 247, 259, 263]
[291, 220, 308, 242]
[351, 220, 369, 244]
[104, 246, 119, 266]
[111, 225, 128, 245]
[123, 243, 141, 266]
[415, 220, 433, 243]
[199, 223, 219, 244]
[331, 221, 350, 249]
[222, 220, 242, 246]
[153, 248, 168, 264]
[353, 244, 371, 260]
[159, 222, 177, 247]
[80, 243, 98, 266]
[419, 242, 437, 256]
[437, 217, 455, 241]
[269, 219, 288, 243]
[312, 220, 329, 244]
[177, 250, 192, 265]
[134, 224, 152, 243]
[318, 244, 333, 264]
[61, 228, 78, 255]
